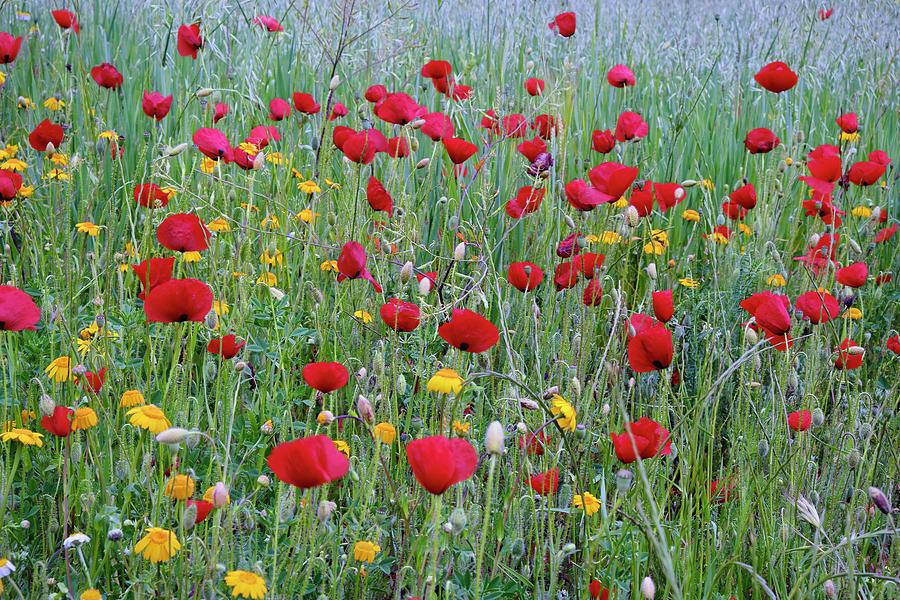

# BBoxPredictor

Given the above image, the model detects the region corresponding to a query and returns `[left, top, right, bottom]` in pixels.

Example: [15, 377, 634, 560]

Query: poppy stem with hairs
[423, 493, 443, 599]
[473, 453, 497, 600]
[0, 445, 22, 528]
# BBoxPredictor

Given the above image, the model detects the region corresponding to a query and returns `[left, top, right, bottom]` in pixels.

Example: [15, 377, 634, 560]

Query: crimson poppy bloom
[246, 125, 280, 149]
[443, 137, 478, 164]
[141, 91, 173, 121]
[729, 184, 757, 210]
[387, 137, 409, 158]
[302, 362, 348, 393]
[131, 257, 175, 300]
[615, 111, 649, 142]
[501, 114, 528, 138]
[835, 112, 858, 133]
[591, 129, 615, 154]
[795, 290, 839, 324]
[742, 292, 792, 336]
[267, 98, 290, 121]
[365, 176, 393, 215]
[805, 144, 842, 184]
[337, 241, 382, 292]
[629, 182, 656, 217]
[479, 109, 499, 132]
[589, 580, 611, 600]
[505, 186, 545, 218]
[744, 128, 780, 154]
[144, 279, 213, 323]
[524, 77, 545, 96]
[818, 8, 834, 20]
[519, 430, 550, 455]
[533, 114, 557, 139]
[77, 367, 105, 393]
[709, 477, 739, 504]
[364, 84, 388, 103]
[290, 92, 320, 114]
[177, 24, 203, 59]
[517, 136, 547, 163]
[406, 436, 477, 495]
[583, 279, 603, 306]
[420, 112, 455, 141]
[157, 213, 210, 252]
[548, 12, 576, 37]
[588, 162, 639, 203]
[610, 417, 672, 463]
[341, 131, 378, 164]
[528, 469, 559, 495]
[90, 63, 123, 89]
[133, 183, 170, 209]
[380, 298, 420, 332]
[556, 232, 581, 259]
[507, 262, 544, 292]
[0, 171, 22, 200]
[42, 406, 73, 437]
[421, 60, 452, 80]
[875, 223, 898, 243]
[876, 274, 892, 286]
[186, 500, 214, 523]
[886, 336, 900, 355]
[212, 102, 229, 124]
[252, 15, 283, 32]
[788, 410, 812, 432]
[573, 253, 604, 279]
[564, 179, 605, 210]
[328, 102, 348, 120]
[193, 128, 233, 162]
[754, 61, 798, 93]
[438, 309, 499, 353]
[554, 262, 580, 291]
[607, 64, 635, 87]
[450, 83, 472, 101]
[628, 324, 673, 372]
[0, 285, 39, 331]
[372, 92, 424, 125]
[52, 10, 80, 34]
[652, 290, 674, 323]
[267, 435, 349, 489]
[207, 334, 245, 359]
[834, 338, 863, 370]
[836, 262, 868, 288]
[0, 33, 22, 64]
[29, 119, 64, 152]
[848, 150, 890, 186]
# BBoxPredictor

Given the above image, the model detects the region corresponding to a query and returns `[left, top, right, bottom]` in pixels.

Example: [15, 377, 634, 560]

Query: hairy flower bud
[39, 394, 56, 417]
[869, 486, 891, 514]
[485, 421, 504, 455]
[641, 577, 656, 599]
[357, 395, 375, 424]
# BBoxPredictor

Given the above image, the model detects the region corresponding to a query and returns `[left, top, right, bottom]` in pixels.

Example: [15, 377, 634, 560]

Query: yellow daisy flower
[207, 218, 231, 232]
[119, 390, 145, 408]
[76, 222, 101, 236]
[163, 474, 195, 500]
[225, 571, 267, 599]
[45, 357, 71, 382]
[767, 274, 786, 287]
[373, 422, 396, 444]
[296, 209, 320, 223]
[550, 394, 576, 431]
[353, 310, 373, 323]
[126, 405, 171, 433]
[133, 528, 181, 563]
[43, 97, 65, 111]
[298, 180, 322, 194]
[678, 277, 700, 289]
[426, 368, 464, 394]
[71, 407, 98, 430]
[573, 491, 600, 516]
[353, 541, 381, 563]
[0, 428, 44, 447]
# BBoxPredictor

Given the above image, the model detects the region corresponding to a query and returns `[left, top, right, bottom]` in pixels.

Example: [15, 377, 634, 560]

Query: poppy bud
[570, 376, 581, 397]
[824, 580, 836, 598]
[543, 385, 560, 399]
[454, 242, 466, 261]
[868, 486, 891, 514]
[847, 447, 860, 468]
[39, 394, 56, 417]
[525, 60, 535, 71]
[757, 438, 769, 458]
[674, 187, 685, 201]
[744, 326, 758, 345]
[400, 261, 413, 283]
[395, 374, 407, 395]
[847, 345, 864, 355]
[681, 179, 698, 188]
[253, 152, 266, 170]
[416, 158, 430, 169]
[624, 205, 640, 227]
[317, 499, 336, 523]
[45, 142, 56, 156]
[329, 75, 340, 90]
[234, 361, 246, 372]
[716, 214, 726, 226]
[212, 482, 229, 507]
[258, 474, 270, 487]
[564, 215, 576, 229]
[485, 421, 505, 455]
[858, 423, 872, 444]
[510, 537, 526, 562]
[602, 402, 610, 416]
[357, 395, 375, 424]
[616, 469, 634, 493]
[196, 88, 215, 98]
[182, 503, 198, 530]
[811, 408, 825, 427]
[156, 427, 192, 445]
[108, 528, 124, 542]
[204, 308, 218, 330]
[450, 507, 467, 533]
[559, 542, 577, 557]
[809, 233, 821, 247]
[646, 263, 657, 279]
[519, 398, 539, 411]
[167, 143, 189, 156]
[72, 364, 87, 377]
[641, 577, 656, 599]
[317, 410, 334, 425]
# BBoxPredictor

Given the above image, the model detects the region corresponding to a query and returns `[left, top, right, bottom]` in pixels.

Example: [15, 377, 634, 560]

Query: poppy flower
[193, 128, 233, 162]
[385, 136, 409, 158]
[133, 183, 170, 209]
[795, 290, 840, 324]
[528, 469, 559, 495]
[246, 125, 280, 149]
[573, 253, 604, 278]
[185, 500, 214, 524]
[848, 151, 890, 186]
[548, 12, 576, 37]
[364, 84, 387, 103]
[564, 179, 605, 211]
[372, 92, 424, 125]
[744, 293, 792, 336]
[615, 111, 649, 142]
[524, 77, 545, 96]
[212, 102, 229, 124]
[744, 128, 780, 154]
[292, 92, 320, 114]
[332, 126, 355, 150]
[131, 257, 175, 299]
[729, 183, 757, 210]
[588, 162, 640, 203]
[450, 83, 472, 101]
[505, 186, 545, 218]
[818, 8, 834, 20]
[52, 10, 80, 34]
[836, 112, 858, 133]
[0, 285, 39, 331]
[607, 64, 636, 87]
[302, 362, 349, 393]
[788, 410, 812, 432]
[76, 367, 105, 393]
[501, 114, 528, 138]
[337, 241, 383, 292]
[628, 324, 673, 372]
[177, 24, 203, 59]
[805, 144, 842, 184]
[91, 63, 123, 89]
[0, 171, 22, 200]
[709, 477, 739, 503]
[443, 137, 478, 164]
[157, 213, 210, 253]
[438, 309, 499, 353]
[420, 112, 455, 141]
[207, 335, 245, 359]
[0, 33, 23, 64]
[29, 119, 64, 151]
[328, 102, 348, 120]
[142, 91, 173, 121]
[365, 176, 393, 215]
[554, 262, 580, 290]
[886, 336, 900, 355]
[252, 15, 283, 32]
[629, 183, 656, 217]
[652, 290, 674, 323]
[341, 131, 379, 164]
[507, 262, 544, 292]
[754, 61, 798, 93]
[42, 406, 73, 437]
[267, 98, 290, 121]
[533, 114, 557, 139]
[874, 223, 898, 243]
[267, 435, 349, 489]
[834, 338, 863, 370]
[583, 279, 603, 306]
[380, 298, 420, 332]
[591, 129, 615, 154]
[654, 182, 687, 213]
[406, 436, 478, 495]
[836, 262, 868, 288]
[610, 417, 672, 463]
[589, 580, 611, 600]
[516, 136, 546, 163]
[556, 232, 581, 259]
[420, 59, 452, 79]
[144, 279, 213, 323]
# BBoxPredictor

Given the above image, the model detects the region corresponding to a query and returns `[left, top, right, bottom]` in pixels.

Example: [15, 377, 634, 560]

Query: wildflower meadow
[0, 1, 899, 599]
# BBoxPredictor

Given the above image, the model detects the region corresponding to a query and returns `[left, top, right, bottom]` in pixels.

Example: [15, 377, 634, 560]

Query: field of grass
[0, 1, 898, 599]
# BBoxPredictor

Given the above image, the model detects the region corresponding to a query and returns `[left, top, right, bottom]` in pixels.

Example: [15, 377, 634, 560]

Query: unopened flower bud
[357, 395, 375, 424]
[108, 528, 123, 541]
[811, 408, 825, 427]
[646, 263, 657, 279]
[681, 179, 698, 188]
[450, 507, 467, 534]
[181, 503, 198, 530]
[204, 308, 218, 329]
[400, 261, 413, 283]
[72, 364, 87, 377]
[453, 242, 466, 261]
[39, 394, 56, 417]
[329, 75, 340, 90]
[234, 361, 247, 372]
[415, 158, 430, 169]
[485, 421, 504, 455]
[257, 474, 270, 487]
[212, 482, 229, 508]
[757, 438, 770, 459]
[167, 142, 189, 157]
[196, 88, 215, 98]
[868, 486, 891, 514]
[253, 152, 266, 170]
[616, 469, 634, 494]
[641, 576, 656, 599]
[20, 520, 30, 529]
[543, 385, 560, 399]
[156, 428, 192, 445]
[624, 205, 640, 227]
[847, 447, 860, 468]
[317, 410, 334, 425]
[716, 214, 726, 227]
[409, 118, 426, 130]
[824, 579, 836, 598]
[317, 499, 336, 523]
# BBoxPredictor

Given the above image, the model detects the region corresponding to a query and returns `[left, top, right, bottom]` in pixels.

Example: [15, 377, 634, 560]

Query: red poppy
[292, 92, 320, 114]
[450, 84, 472, 101]
[420, 112, 455, 141]
[177, 24, 203, 59]
[875, 223, 898, 243]
[528, 469, 559, 495]
[554, 262, 580, 291]
[144, 279, 213, 323]
[834, 338, 863, 370]
[131, 257, 175, 300]
[0, 285, 39, 331]
[886, 336, 900, 355]
[76, 367, 105, 393]
[629, 182, 655, 217]
[564, 179, 605, 210]
[743, 292, 792, 336]
[532, 114, 557, 139]
[501, 114, 528, 138]
[507, 262, 543, 292]
[362, 176, 393, 216]
[406, 436, 477, 495]
[302, 362, 349, 393]
[610, 417, 672, 463]
[90, 63, 123, 89]
[615, 111, 649, 142]
[754, 61, 798, 93]
[443, 137, 478, 164]
[818, 8, 834, 20]
[42, 406, 73, 437]
[589, 580, 611, 600]
[709, 477, 738, 504]
[438, 309, 499, 353]
[247, 125, 280, 149]
[628, 324, 673, 372]
[337, 241, 382, 292]
[193, 128, 233, 162]
[420, 59, 452, 79]
[835, 112, 857, 133]
[267, 98, 290, 121]
[252, 15, 283, 32]
[588, 162, 640, 203]
[524, 78, 545, 96]
[364, 84, 387, 103]
[0, 33, 23, 64]
[373, 92, 425, 125]
[430, 75, 451, 95]
[654, 182, 687, 213]
[341, 131, 379, 164]
[607, 64, 636, 87]
[788, 410, 812, 432]
[380, 298, 421, 332]
[795, 290, 839, 324]
[52, 10, 80, 34]
[573, 253, 604, 278]
[133, 183, 170, 209]
[186, 500, 214, 523]
[548, 12, 576, 37]
[876, 274, 892, 286]
[328, 102, 348, 120]
[591, 129, 615, 154]
[378, 138, 405, 159]
[0, 171, 22, 200]
[652, 290, 674, 323]
[836, 262, 867, 288]
[505, 186, 545, 218]
[141, 91, 173, 121]
[157, 213, 210, 253]
[479, 109, 499, 132]
[231, 146, 256, 171]
[744, 128, 780, 154]
[212, 102, 229, 124]
[516, 136, 547, 163]
[267, 435, 349, 489]
[207, 334, 245, 359]
[583, 279, 603, 306]
[519, 430, 550, 455]
[29, 119, 64, 152]
[729, 184, 757, 210]
[848, 151, 890, 186]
